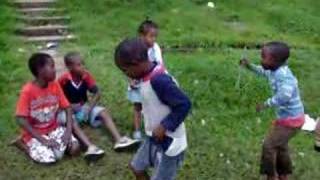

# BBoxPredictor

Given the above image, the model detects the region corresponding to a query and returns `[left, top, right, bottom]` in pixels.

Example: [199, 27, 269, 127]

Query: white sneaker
[114, 136, 140, 151]
[84, 145, 105, 162]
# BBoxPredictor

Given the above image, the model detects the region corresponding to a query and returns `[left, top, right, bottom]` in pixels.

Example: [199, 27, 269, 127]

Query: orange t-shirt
[16, 81, 70, 143]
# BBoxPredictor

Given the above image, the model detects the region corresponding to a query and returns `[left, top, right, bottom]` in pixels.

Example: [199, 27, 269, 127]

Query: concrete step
[24, 34, 76, 43]
[17, 16, 71, 26]
[16, 25, 69, 36]
[17, 8, 64, 16]
[13, 0, 57, 8]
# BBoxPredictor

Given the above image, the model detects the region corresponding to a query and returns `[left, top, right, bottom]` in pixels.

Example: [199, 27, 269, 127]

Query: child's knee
[129, 163, 145, 177]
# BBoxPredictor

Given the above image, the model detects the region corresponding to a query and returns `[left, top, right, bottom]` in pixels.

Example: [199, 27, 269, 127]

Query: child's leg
[89, 106, 139, 150]
[129, 164, 150, 180]
[276, 143, 294, 179]
[314, 120, 320, 151]
[98, 109, 122, 142]
[278, 175, 289, 180]
[71, 120, 95, 147]
[152, 152, 185, 180]
[130, 138, 153, 180]
[133, 103, 142, 132]
[260, 125, 297, 179]
[26, 137, 57, 164]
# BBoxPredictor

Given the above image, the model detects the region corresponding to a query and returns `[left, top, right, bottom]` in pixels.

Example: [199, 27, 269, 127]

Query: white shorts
[26, 127, 78, 164]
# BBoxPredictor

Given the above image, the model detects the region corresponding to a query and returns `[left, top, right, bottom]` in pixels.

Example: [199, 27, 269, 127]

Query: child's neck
[34, 78, 49, 88]
[143, 62, 157, 77]
[70, 71, 82, 81]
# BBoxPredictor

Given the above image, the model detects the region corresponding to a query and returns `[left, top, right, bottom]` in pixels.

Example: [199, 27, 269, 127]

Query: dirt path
[14, 0, 76, 76]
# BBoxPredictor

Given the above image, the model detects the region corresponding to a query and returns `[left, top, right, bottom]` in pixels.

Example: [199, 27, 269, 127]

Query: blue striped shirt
[249, 64, 304, 119]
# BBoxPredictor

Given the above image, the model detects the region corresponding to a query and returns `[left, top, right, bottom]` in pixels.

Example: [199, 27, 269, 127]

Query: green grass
[0, 2, 30, 138]
[1, 0, 320, 179]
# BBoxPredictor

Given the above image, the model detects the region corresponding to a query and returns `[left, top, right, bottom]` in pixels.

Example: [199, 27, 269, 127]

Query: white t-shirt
[148, 42, 163, 65]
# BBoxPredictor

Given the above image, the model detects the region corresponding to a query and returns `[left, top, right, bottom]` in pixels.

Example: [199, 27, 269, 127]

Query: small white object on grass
[207, 2, 215, 8]
[301, 114, 318, 132]
[18, 48, 25, 53]
[201, 119, 206, 126]
[298, 152, 305, 157]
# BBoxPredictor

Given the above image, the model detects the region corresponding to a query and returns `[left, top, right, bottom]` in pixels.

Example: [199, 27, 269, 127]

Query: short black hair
[264, 41, 290, 64]
[64, 51, 81, 66]
[114, 38, 149, 65]
[137, 18, 158, 35]
[28, 53, 53, 77]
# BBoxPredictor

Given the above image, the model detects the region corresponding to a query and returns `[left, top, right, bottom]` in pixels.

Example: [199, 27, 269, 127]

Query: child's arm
[16, 116, 59, 148]
[257, 78, 295, 112]
[153, 43, 164, 65]
[87, 85, 100, 112]
[61, 107, 73, 145]
[151, 74, 192, 141]
[240, 59, 270, 77]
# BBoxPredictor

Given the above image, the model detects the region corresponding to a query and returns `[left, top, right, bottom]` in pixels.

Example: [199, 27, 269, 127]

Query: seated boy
[15, 53, 80, 164]
[114, 38, 192, 180]
[58, 52, 139, 150]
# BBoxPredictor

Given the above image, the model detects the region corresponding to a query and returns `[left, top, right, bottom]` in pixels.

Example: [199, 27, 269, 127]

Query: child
[240, 42, 305, 180]
[115, 38, 191, 180]
[58, 52, 139, 150]
[129, 19, 164, 140]
[15, 53, 80, 164]
[315, 121, 320, 151]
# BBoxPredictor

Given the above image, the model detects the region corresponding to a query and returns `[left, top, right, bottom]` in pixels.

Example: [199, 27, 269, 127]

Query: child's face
[67, 58, 85, 76]
[116, 60, 147, 79]
[261, 47, 279, 71]
[141, 28, 158, 48]
[39, 58, 56, 82]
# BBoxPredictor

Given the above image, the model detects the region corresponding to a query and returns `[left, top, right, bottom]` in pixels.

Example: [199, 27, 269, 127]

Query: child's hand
[82, 106, 90, 120]
[256, 103, 267, 112]
[240, 58, 250, 68]
[153, 124, 166, 142]
[43, 139, 60, 149]
[62, 130, 71, 146]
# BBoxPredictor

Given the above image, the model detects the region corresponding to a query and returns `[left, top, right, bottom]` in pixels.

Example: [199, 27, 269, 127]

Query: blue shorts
[58, 105, 105, 128]
[130, 137, 185, 180]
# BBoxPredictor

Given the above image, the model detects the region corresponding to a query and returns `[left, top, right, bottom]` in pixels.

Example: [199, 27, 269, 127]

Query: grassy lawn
[1, 0, 320, 179]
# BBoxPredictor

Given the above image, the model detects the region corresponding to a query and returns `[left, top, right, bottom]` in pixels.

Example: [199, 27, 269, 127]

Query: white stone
[207, 2, 215, 8]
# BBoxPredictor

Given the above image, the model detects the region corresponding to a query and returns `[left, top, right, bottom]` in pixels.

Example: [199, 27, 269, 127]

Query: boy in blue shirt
[114, 38, 191, 180]
[240, 42, 304, 180]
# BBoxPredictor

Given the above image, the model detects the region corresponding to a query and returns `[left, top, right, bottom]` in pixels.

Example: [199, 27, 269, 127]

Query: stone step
[16, 25, 69, 36]
[17, 8, 64, 16]
[24, 34, 76, 43]
[13, 0, 57, 8]
[17, 16, 71, 26]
